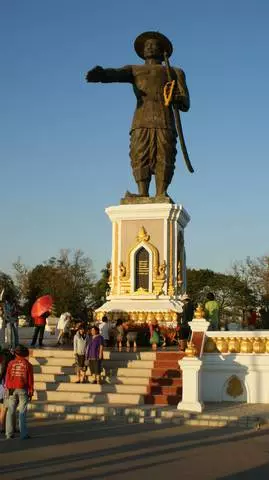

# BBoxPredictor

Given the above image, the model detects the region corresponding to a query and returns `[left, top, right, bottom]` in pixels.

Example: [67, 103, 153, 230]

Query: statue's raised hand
[86, 66, 104, 82]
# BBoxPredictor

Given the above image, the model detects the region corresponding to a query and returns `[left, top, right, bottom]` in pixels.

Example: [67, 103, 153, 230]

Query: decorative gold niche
[119, 226, 166, 296]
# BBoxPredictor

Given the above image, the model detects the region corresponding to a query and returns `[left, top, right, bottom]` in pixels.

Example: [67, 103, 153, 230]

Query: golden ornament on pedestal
[185, 341, 198, 357]
[253, 337, 265, 354]
[164, 312, 171, 322]
[147, 312, 155, 322]
[240, 338, 253, 353]
[215, 337, 228, 353]
[155, 312, 163, 322]
[204, 337, 216, 353]
[228, 337, 240, 353]
[194, 304, 205, 319]
[265, 338, 269, 353]
[129, 312, 137, 322]
[138, 312, 146, 322]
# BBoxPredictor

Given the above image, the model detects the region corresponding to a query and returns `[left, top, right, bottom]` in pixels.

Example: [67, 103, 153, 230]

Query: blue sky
[1, 0, 269, 279]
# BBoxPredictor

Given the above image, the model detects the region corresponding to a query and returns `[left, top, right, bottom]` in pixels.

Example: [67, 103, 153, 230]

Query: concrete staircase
[29, 348, 183, 420]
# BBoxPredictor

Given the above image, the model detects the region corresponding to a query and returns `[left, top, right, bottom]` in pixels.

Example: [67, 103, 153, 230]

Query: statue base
[95, 201, 190, 325]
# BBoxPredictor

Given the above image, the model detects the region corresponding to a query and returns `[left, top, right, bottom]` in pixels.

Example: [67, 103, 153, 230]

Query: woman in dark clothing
[85, 326, 104, 384]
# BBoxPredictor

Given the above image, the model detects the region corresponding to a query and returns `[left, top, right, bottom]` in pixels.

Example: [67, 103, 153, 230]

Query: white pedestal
[189, 319, 210, 333]
[95, 202, 190, 323]
[177, 357, 204, 413]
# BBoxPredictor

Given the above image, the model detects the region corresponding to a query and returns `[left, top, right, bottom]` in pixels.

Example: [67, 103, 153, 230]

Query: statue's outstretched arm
[86, 65, 133, 83]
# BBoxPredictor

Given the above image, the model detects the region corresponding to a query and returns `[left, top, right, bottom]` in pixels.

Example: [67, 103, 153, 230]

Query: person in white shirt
[57, 312, 71, 346]
[99, 316, 110, 347]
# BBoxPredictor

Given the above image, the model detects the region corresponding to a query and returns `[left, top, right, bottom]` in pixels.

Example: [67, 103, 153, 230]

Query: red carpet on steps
[144, 351, 185, 406]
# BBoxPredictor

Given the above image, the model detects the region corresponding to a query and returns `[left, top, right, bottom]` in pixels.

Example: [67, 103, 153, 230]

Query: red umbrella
[31, 295, 53, 318]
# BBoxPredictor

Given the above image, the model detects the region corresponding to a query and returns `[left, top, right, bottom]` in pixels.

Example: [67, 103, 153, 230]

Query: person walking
[178, 293, 194, 350]
[5, 345, 34, 440]
[149, 320, 160, 351]
[99, 316, 110, 347]
[57, 312, 71, 346]
[85, 326, 104, 384]
[31, 311, 50, 348]
[5, 298, 19, 349]
[204, 293, 220, 331]
[0, 347, 15, 434]
[114, 319, 124, 351]
[73, 324, 88, 383]
[126, 324, 138, 352]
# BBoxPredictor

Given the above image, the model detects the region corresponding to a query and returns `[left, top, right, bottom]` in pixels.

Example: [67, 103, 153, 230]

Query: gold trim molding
[95, 310, 179, 322]
[204, 336, 269, 354]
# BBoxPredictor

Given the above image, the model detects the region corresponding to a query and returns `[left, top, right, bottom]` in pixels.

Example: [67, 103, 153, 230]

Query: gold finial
[194, 304, 205, 319]
[137, 226, 150, 242]
[185, 341, 198, 357]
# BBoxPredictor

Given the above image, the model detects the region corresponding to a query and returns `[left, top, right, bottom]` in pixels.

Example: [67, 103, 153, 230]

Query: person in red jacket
[5, 345, 34, 439]
[31, 311, 50, 347]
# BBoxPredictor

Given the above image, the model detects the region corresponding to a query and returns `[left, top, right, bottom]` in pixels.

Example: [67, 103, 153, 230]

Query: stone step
[153, 360, 181, 368]
[33, 373, 150, 385]
[34, 381, 148, 394]
[147, 385, 182, 395]
[144, 394, 181, 406]
[32, 357, 154, 369]
[33, 365, 152, 377]
[151, 368, 181, 378]
[30, 348, 156, 360]
[33, 390, 143, 404]
[150, 377, 182, 386]
[27, 402, 258, 428]
[156, 352, 184, 361]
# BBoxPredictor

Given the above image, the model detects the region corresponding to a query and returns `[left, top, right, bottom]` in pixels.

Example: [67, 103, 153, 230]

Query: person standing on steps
[85, 326, 104, 385]
[57, 312, 71, 346]
[5, 345, 34, 440]
[73, 324, 88, 384]
[149, 320, 160, 351]
[204, 292, 220, 331]
[178, 293, 194, 351]
[31, 311, 50, 348]
[99, 316, 110, 348]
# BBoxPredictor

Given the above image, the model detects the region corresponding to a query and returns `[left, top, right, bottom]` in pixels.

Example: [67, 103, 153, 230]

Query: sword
[163, 51, 194, 174]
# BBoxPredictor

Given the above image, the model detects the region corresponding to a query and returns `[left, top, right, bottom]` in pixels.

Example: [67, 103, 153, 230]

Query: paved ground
[1, 418, 269, 479]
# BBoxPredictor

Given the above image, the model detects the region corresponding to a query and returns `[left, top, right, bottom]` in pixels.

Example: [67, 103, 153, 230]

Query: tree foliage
[13, 250, 95, 318]
[0, 271, 18, 304]
[233, 256, 269, 307]
[187, 268, 256, 320]
[88, 262, 111, 309]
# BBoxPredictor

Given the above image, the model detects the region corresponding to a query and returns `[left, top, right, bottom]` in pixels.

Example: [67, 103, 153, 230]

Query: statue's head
[134, 31, 173, 61]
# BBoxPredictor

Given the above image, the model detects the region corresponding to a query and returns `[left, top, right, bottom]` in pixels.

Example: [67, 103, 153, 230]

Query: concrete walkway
[1, 418, 269, 479]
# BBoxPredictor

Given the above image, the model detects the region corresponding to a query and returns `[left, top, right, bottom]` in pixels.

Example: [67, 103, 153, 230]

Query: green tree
[13, 250, 96, 318]
[0, 271, 18, 304]
[233, 256, 269, 308]
[88, 262, 111, 309]
[187, 268, 255, 322]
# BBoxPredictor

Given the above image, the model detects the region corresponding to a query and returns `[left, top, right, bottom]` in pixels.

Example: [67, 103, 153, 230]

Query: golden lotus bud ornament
[194, 304, 205, 319]
[185, 341, 198, 357]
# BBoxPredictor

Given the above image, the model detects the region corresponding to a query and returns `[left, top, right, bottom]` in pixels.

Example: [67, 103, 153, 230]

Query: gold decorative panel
[119, 226, 166, 296]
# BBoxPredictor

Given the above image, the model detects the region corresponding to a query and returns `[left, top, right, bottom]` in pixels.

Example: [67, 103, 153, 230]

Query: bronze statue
[86, 31, 192, 198]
